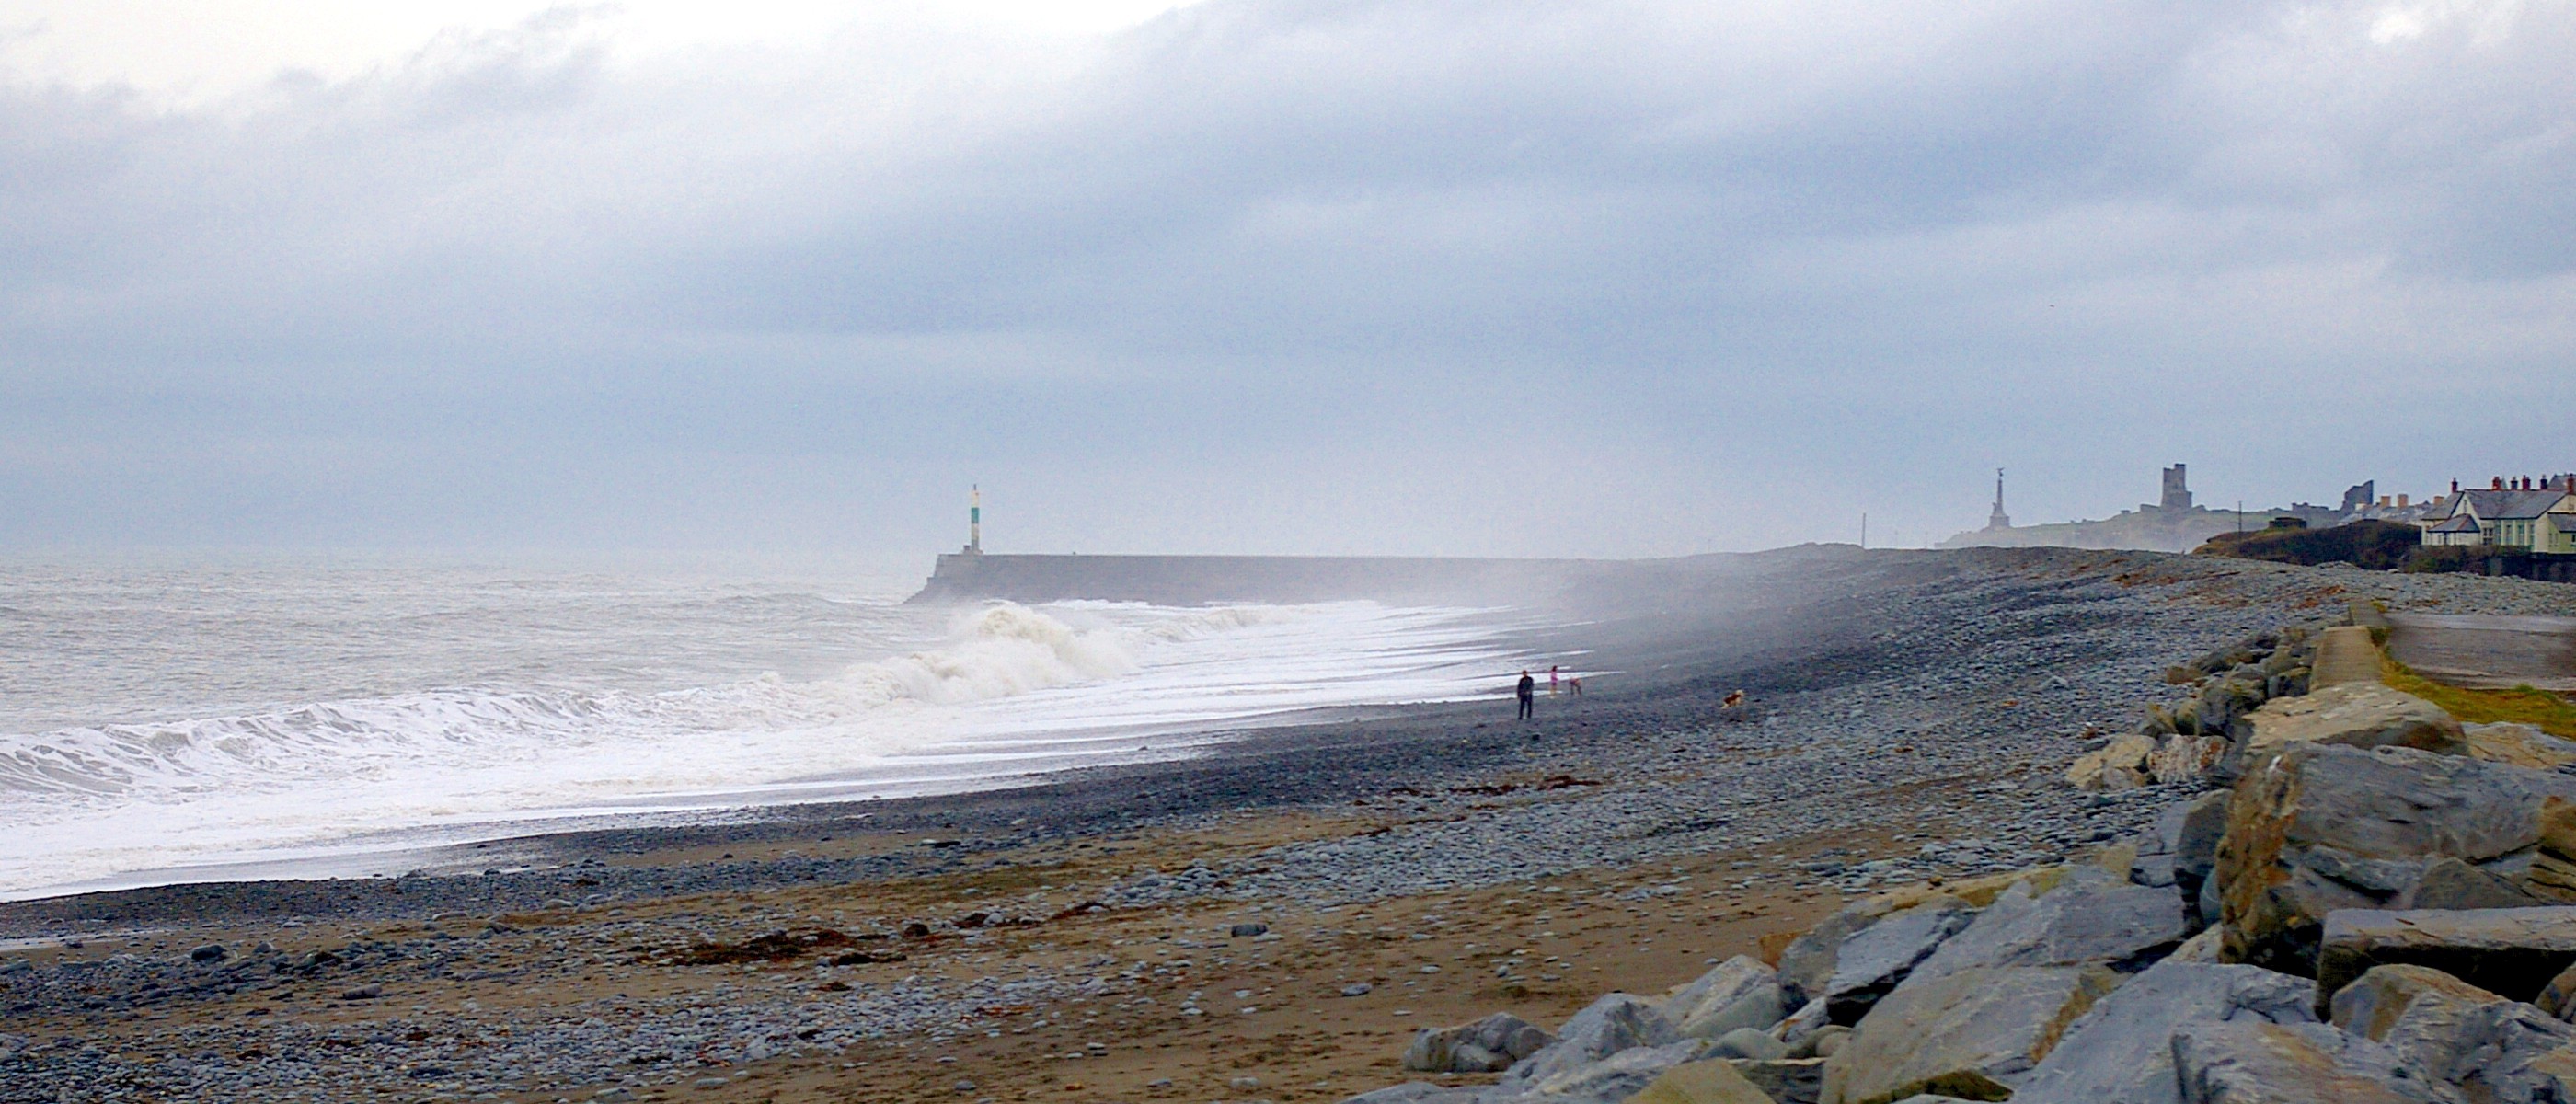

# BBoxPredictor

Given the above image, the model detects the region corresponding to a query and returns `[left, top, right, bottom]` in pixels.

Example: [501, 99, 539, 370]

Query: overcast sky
[3, 0, 2571, 559]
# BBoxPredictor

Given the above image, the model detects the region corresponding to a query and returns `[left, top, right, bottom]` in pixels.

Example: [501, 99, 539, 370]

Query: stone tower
[1987, 468, 2011, 530]
[2160, 465, 2191, 512]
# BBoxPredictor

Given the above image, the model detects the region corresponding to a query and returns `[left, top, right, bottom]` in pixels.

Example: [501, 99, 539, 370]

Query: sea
[0, 555, 1531, 901]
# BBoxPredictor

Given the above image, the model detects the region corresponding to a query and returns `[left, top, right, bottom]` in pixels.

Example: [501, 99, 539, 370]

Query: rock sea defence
[1339, 605, 2576, 1104]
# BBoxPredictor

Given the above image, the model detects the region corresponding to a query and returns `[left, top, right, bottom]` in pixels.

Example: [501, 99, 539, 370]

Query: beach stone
[1496, 1039, 1708, 1103]
[2537, 963, 2576, 1019]
[2170, 1020, 2456, 1103]
[1401, 1012, 1552, 1073]
[1790, 1026, 1852, 1061]
[0, 960, 29, 976]
[2317, 907, 2576, 1008]
[2132, 853, 2178, 888]
[1779, 911, 1876, 1006]
[2011, 959, 2317, 1104]
[2168, 928, 2224, 962]
[2173, 792, 2230, 891]
[2215, 744, 2576, 974]
[2067, 735, 2156, 791]
[1726, 1058, 1825, 1104]
[2330, 963, 2576, 1103]
[1663, 956, 1783, 1041]
[1625, 1058, 1775, 1104]
[1771, 997, 1829, 1048]
[1819, 964, 2117, 1104]
[2238, 683, 2467, 762]
[1709, 1027, 1785, 1061]
[1340, 1085, 1482, 1104]
[2399, 856, 2547, 909]
[1823, 897, 1975, 1024]
[188, 944, 227, 963]
[1494, 993, 1678, 1090]
[2467, 723, 2576, 771]
[1906, 870, 2184, 982]
[2149, 734, 2229, 786]
[1229, 923, 1270, 937]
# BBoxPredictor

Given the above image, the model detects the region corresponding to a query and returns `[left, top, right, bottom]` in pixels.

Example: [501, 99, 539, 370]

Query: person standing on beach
[1517, 671, 1536, 719]
[1549, 665, 1560, 696]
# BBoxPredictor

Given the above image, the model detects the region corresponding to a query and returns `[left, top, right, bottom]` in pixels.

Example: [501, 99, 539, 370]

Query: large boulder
[1906, 869, 2185, 983]
[2329, 963, 2576, 1104]
[2068, 734, 2158, 791]
[2316, 907, 2576, 1007]
[2169, 1021, 2459, 1103]
[2399, 857, 2547, 910]
[2466, 723, 2576, 771]
[1819, 965, 2117, 1104]
[1494, 993, 1678, 1091]
[1492, 1039, 1708, 1103]
[1403, 1012, 1554, 1073]
[1781, 868, 2077, 1006]
[1730, 1057, 1826, 1104]
[2215, 743, 2576, 973]
[1821, 897, 1976, 1025]
[1340, 1085, 1485, 1104]
[2172, 792, 2231, 901]
[2010, 959, 2317, 1104]
[2238, 683, 2467, 762]
[1665, 956, 1785, 1041]
[1626, 1059, 1777, 1104]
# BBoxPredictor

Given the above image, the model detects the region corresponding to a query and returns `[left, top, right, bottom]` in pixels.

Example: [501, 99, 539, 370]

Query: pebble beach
[8, 546, 2576, 1104]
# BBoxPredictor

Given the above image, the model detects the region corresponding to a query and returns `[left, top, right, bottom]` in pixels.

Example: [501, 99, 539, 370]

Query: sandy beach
[11, 546, 2576, 1104]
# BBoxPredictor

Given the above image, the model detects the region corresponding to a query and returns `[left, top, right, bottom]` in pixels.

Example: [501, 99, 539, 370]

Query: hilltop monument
[1986, 468, 2010, 530]
[2160, 464, 2191, 512]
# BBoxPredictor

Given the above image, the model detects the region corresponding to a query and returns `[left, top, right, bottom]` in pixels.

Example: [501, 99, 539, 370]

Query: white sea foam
[0, 595, 1523, 897]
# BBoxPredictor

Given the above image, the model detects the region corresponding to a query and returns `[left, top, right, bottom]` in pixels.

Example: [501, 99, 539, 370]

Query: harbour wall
[904, 553, 1610, 606]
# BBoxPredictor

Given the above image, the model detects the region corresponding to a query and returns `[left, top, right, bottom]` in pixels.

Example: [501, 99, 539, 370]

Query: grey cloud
[2, 0, 2572, 554]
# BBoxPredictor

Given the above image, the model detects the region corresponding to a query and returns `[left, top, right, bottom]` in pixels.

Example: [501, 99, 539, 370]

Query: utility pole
[1861, 512, 1868, 549]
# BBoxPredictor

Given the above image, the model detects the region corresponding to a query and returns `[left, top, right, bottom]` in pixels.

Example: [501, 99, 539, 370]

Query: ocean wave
[0, 601, 1280, 802]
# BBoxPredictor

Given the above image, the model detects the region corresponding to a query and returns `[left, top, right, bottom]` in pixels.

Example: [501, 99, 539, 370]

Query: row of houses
[2420, 476, 2576, 553]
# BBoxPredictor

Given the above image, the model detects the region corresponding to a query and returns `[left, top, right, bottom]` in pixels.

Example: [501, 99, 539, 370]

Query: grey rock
[2173, 792, 2230, 888]
[2014, 959, 2317, 1104]
[1771, 996, 1830, 1048]
[1497, 1039, 1708, 1103]
[1729, 1057, 1826, 1104]
[1908, 870, 2185, 983]
[1823, 898, 1976, 1024]
[2215, 744, 2576, 974]
[2132, 854, 2178, 889]
[1780, 908, 1878, 1006]
[2330, 963, 2576, 1104]
[1342, 983, 1374, 996]
[1230, 923, 1270, 937]
[1340, 1085, 1483, 1104]
[0, 960, 29, 976]
[1497, 994, 1678, 1090]
[2536, 963, 2576, 1019]
[2169, 1020, 2459, 1103]
[2398, 857, 2547, 910]
[1789, 1026, 1852, 1061]
[1403, 1013, 1553, 1074]
[2317, 907, 2576, 1008]
[1709, 1027, 1785, 1061]
[1665, 956, 1784, 1041]
[1822, 965, 2119, 1104]
[188, 944, 228, 963]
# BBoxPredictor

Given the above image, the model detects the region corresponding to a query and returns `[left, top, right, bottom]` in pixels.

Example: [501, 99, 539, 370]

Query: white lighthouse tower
[964, 485, 983, 555]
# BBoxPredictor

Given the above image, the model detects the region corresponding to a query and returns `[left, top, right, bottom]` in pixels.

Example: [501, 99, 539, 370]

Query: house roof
[2451, 489, 2572, 521]
[2554, 514, 2576, 534]
[2426, 513, 2484, 533]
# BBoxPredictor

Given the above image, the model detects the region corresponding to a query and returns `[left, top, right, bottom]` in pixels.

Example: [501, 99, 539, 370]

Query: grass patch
[2381, 656, 2576, 738]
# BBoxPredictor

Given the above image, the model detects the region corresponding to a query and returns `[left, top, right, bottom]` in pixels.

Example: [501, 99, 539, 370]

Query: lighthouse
[965, 485, 983, 555]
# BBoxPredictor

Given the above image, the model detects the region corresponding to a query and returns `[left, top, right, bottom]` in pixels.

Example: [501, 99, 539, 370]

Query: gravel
[5, 547, 2572, 1101]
